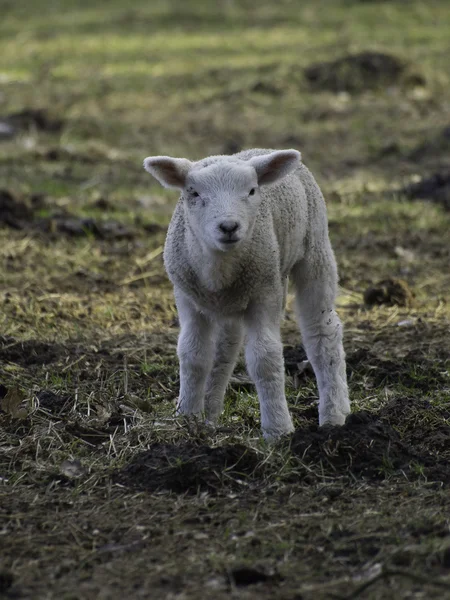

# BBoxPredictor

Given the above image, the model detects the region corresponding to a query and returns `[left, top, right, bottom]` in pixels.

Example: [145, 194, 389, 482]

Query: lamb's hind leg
[292, 254, 350, 426]
[204, 319, 244, 424]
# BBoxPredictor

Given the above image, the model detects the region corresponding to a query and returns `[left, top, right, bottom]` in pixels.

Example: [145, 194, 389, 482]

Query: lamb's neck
[186, 231, 245, 293]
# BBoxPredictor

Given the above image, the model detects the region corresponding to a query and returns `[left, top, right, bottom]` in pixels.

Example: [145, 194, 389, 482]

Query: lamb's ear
[143, 156, 193, 190]
[248, 150, 301, 186]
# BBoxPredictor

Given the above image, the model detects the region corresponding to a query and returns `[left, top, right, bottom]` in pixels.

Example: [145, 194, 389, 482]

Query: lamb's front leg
[244, 306, 294, 440]
[204, 319, 244, 424]
[292, 256, 350, 426]
[175, 291, 215, 416]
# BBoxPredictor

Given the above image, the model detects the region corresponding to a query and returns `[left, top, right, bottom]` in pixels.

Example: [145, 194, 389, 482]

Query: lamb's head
[143, 149, 301, 252]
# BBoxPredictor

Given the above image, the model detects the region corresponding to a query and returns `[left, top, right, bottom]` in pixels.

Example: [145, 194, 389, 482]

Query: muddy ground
[1, 1, 450, 599]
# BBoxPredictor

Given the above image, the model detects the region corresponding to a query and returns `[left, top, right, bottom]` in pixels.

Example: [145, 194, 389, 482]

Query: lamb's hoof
[262, 424, 295, 443]
[319, 412, 349, 427]
[204, 419, 218, 433]
[175, 403, 202, 417]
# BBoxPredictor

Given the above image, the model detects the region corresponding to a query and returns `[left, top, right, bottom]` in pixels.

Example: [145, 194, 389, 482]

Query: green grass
[1, 1, 450, 599]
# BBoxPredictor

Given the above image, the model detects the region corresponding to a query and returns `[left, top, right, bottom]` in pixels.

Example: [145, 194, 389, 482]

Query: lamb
[143, 148, 350, 439]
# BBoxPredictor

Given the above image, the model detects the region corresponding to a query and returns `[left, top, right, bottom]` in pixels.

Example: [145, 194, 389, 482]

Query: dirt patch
[409, 125, 450, 164]
[65, 421, 113, 446]
[36, 146, 98, 163]
[35, 390, 73, 416]
[0, 336, 64, 367]
[115, 442, 262, 494]
[251, 80, 283, 96]
[228, 567, 280, 588]
[380, 397, 450, 456]
[363, 277, 414, 307]
[0, 189, 34, 229]
[291, 399, 450, 483]
[0, 122, 15, 140]
[0, 335, 125, 372]
[0, 571, 14, 594]
[283, 344, 308, 374]
[304, 51, 417, 92]
[38, 214, 135, 239]
[346, 345, 448, 391]
[0, 108, 63, 134]
[401, 170, 450, 210]
[0, 190, 135, 239]
[291, 412, 411, 479]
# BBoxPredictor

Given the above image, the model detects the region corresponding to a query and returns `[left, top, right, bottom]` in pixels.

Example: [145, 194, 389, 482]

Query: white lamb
[143, 149, 350, 439]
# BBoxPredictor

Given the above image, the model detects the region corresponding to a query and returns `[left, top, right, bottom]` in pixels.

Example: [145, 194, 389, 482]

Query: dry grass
[1, 0, 450, 598]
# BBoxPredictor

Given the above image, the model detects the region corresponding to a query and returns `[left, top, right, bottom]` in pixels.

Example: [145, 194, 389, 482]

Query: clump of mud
[0, 571, 14, 594]
[0, 190, 34, 229]
[346, 343, 447, 392]
[115, 442, 262, 494]
[0, 108, 63, 134]
[291, 412, 408, 478]
[363, 277, 414, 307]
[409, 126, 450, 164]
[283, 345, 308, 374]
[35, 390, 73, 416]
[291, 399, 450, 483]
[304, 51, 422, 93]
[402, 171, 450, 210]
[0, 190, 134, 239]
[380, 397, 450, 458]
[38, 214, 134, 239]
[0, 336, 63, 367]
[228, 566, 280, 588]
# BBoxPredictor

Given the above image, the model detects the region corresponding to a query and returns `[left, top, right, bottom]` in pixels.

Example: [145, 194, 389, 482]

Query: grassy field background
[1, 1, 450, 598]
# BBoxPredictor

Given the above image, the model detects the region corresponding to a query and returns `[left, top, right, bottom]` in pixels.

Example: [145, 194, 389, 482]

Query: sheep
[143, 148, 350, 440]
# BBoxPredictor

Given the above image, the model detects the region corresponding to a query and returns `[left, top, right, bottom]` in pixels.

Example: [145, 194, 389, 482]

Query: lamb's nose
[219, 220, 239, 234]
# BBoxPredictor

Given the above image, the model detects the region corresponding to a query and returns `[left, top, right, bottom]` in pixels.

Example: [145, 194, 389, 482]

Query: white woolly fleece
[143, 148, 350, 439]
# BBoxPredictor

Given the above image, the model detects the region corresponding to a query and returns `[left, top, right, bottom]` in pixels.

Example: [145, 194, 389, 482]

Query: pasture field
[1, 1, 450, 598]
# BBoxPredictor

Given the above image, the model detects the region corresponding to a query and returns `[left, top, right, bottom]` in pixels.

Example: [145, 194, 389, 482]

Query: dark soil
[115, 396, 450, 497]
[283, 344, 308, 374]
[409, 126, 450, 165]
[115, 442, 262, 494]
[0, 108, 63, 135]
[38, 213, 135, 239]
[228, 566, 280, 587]
[346, 345, 448, 391]
[291, 398, 450, 484]
[35, 390, 73, 416]
[0, 189, 134, 238]
[0, 189, 34, 228]
[402, 170, 450, 210]
[363, 277, 414, 307]
[0, 336, 64, 366]
[65, 421, 114, 445]
[1, 329, 450, 600]
[304, 51, 415, 92]
[0, 571, 14, 594]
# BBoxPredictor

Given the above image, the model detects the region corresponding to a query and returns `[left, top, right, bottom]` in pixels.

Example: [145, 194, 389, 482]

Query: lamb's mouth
[218, 237, 241, 248]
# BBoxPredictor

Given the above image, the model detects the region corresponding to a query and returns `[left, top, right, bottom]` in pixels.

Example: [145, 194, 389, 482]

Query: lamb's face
[143, 149, 301, 252]
[183, 162, 260, 252]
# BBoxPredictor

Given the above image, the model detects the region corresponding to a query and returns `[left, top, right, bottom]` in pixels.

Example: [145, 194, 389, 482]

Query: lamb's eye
[249, 188, 256, 196]
[192, 191, 199, 198]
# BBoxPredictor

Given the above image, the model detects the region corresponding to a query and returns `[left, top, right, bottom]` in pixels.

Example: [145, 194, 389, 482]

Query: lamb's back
[234, 149, 328, 274]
